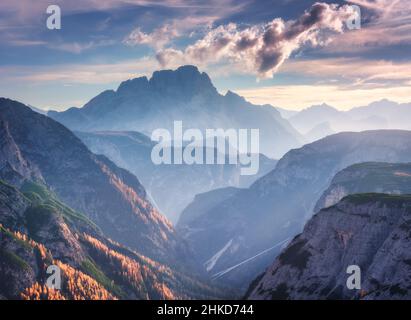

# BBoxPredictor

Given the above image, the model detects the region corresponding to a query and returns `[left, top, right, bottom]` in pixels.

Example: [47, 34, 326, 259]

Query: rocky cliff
[248, 193, 411, 300]
[0, 98, 194, 270]
[315, 162, 411, 211]
[0, 180, 223, 300]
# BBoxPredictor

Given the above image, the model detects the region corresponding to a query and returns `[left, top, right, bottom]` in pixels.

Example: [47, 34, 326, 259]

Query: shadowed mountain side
[0, 180, 227, 300]
[76, 131, 277, 223]
[247, 194, 411, 300]
[0, 98, 198, 272]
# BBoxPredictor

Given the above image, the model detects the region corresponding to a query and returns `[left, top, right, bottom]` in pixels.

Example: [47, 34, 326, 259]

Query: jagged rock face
[0, 231, 38, 299]
[77, 131, 277, 223]
[0, 120, 43, 187]
[0, 181, 80, 299]
[0, 98, 194, 269]
[248, 194, 411, 300]
[315, 162, 411, 212]
[0, 181, 224, 300]
[48, 65, 302, 159]
[179, 131, 411, 292]
[0, 181, 30, 231]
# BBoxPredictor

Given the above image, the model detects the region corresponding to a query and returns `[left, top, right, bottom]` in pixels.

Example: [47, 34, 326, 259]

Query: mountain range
[2, 64, 411, 300]
[177, 131, 411, 292]
[76, 131, 277, 223]
[0, 97, 241, 299]
[282, 100, 411, 141]
[0, 98, 200, 271]
[48, 65, 303, 159]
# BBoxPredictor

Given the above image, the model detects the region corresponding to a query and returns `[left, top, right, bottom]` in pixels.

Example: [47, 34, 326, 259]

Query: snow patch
[204, 239, 233, 272]
[211, 238, 291, 280]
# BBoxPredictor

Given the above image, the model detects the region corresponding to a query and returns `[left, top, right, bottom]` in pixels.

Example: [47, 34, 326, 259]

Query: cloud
[124, 24, 180, 49]
[282, 57, 411, 86]
[0, 0, 245, 51]
[1, 57, 160, 85]
[155, 2, 354, 78]
[325, 0, 411, 52]
[235, 84, 411, 110]
[48, 40, 117, 54]
[0, 0, 247, 23]
[123, 16, 216, 49]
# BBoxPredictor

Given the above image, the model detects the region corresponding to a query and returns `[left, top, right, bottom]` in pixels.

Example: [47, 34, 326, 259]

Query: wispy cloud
[123, 16, 215, 49]
[49, 39, 117, 54]
[124, 24, 180, 50]
[325, 0, 411, 52]
[1, 0, 410, 110]
[0, 0, 246, 51]
[282, 57, 411, 86]
[1, 57, 160, 85]
[236, 84, 411, 110]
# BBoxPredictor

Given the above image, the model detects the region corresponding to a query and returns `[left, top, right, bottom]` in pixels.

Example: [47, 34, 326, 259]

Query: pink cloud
[325, 0, 411, 51]
[155, 2, 354, 78]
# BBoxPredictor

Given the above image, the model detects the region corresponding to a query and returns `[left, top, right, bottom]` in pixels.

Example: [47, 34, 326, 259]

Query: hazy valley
[2, 66, 411, 300]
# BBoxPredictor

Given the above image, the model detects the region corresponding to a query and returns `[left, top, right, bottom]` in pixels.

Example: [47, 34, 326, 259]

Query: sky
[0, 0, 410, 111]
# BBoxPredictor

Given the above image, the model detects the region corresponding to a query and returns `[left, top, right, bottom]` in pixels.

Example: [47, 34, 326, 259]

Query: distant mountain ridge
[283, 99, 411, 139]
[48, 65, 302, 158]
[76, 130, 277, 223]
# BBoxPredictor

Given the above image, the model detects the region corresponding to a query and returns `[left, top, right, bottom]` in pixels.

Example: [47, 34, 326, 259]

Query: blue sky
[0, 0, 410, 110]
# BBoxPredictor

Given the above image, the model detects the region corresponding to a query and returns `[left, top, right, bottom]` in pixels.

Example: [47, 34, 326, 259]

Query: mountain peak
[117, 76, 149, 95]
[225, 90, 245, 101]
[115, 65, 216, 98]
[151, 65, 201, 80]
[308, 103, 336, 111]
[368, 98, 398, 108]
[149, 65, 217, 97]
[176, 64, 200, 73]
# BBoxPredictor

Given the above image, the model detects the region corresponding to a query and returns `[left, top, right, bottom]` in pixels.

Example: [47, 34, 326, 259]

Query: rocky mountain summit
[49, 65, 302, 158]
